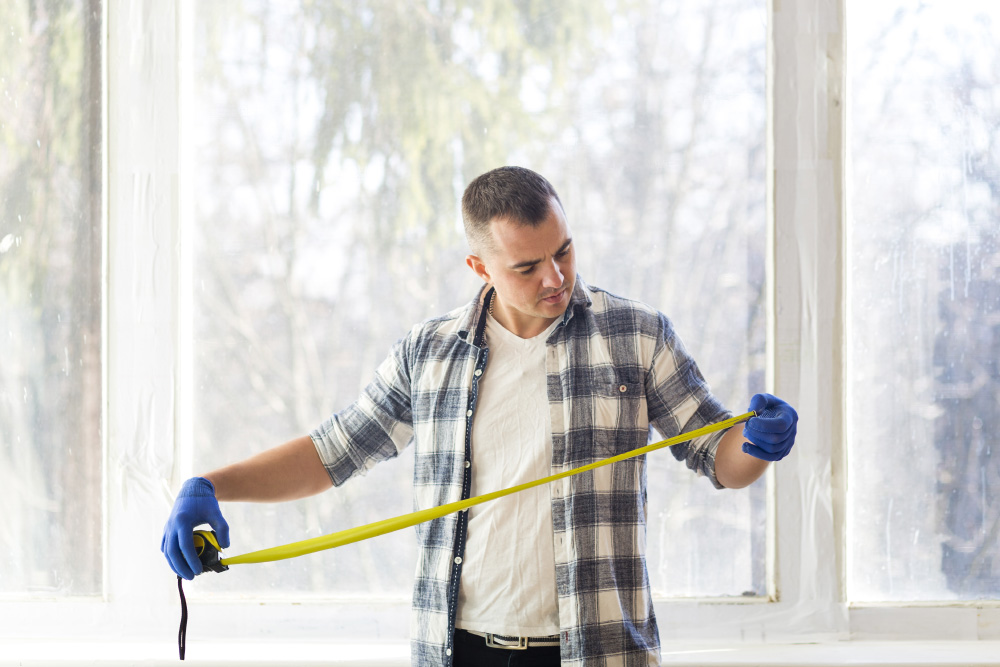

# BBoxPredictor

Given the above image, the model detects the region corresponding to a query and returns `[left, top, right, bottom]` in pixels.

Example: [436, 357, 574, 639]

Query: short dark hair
[461, 166, 563, 255]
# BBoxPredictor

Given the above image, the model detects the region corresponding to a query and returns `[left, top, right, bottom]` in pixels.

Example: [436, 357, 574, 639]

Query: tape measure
[176, 411, 754, 659]
[192, 530, 228, 573]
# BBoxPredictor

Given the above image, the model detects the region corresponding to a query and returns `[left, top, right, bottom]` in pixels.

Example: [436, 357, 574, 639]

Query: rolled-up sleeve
[645, 312, 732, 489]
[311, 335, 416, 487]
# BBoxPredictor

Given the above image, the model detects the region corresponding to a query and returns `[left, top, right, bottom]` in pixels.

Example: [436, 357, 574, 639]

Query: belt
[461, 629, 561, 650]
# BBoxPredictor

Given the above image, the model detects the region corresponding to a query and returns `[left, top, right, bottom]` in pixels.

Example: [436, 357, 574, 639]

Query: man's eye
[519, 266, 536, 275]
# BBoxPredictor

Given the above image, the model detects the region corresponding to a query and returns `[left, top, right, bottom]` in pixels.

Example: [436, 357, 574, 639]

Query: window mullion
[769, 0, 848, 638]
[105, 0, 184, 623]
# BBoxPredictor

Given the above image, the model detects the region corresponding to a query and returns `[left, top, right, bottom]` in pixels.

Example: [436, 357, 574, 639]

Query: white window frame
[3, 0, 1000, 662]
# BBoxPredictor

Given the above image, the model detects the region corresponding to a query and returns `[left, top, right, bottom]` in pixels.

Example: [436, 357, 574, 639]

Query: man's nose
[542, 259, 564, 287]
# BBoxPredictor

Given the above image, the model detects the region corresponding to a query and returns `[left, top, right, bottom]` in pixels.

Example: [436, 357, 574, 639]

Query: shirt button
[454, 556, 463, 565]
[465, 460, 471, 468]
[619, 384, 627, 393]
[446, 649, 452, 657]
[474, 369, 482, 376]
[466, 409, 473, 417]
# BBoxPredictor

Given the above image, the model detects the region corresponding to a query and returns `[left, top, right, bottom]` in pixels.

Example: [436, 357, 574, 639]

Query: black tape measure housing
[192, 530, 228, 574]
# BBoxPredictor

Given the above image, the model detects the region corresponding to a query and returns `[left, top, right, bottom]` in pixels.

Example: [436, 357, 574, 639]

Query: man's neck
[491, 301, 558, 339]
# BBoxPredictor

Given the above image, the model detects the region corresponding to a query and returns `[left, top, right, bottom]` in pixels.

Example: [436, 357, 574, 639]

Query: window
[184, 0, 767, 600]
[0, 0, 103, 597]
[4, 0, 1000, 659]
[848, 1, 1000, 603]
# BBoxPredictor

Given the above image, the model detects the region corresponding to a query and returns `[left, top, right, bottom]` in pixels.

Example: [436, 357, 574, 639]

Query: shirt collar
[456, 284, 491, 347]
[564, 274, 593, 323]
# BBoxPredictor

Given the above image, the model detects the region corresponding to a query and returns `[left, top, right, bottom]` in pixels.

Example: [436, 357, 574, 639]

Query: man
[162, 166, 797, 666]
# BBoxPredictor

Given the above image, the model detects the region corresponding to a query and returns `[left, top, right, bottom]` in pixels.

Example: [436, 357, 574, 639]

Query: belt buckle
[485, 633, 529, 650]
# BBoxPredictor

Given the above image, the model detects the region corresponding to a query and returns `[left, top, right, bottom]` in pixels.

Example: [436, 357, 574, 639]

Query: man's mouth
[541, 289, 566, 305]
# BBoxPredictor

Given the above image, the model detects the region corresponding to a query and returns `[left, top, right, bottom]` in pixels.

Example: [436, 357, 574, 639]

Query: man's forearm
[715, 426, 770, 489]
[203, 435, 333, 502]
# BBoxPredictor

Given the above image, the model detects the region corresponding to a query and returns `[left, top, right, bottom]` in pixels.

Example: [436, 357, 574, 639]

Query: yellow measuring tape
[219, 411, 754, 567]
[178, 412, 755, 659]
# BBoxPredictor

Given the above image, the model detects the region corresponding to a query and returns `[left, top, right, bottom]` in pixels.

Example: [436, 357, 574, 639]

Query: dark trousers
[452, 629, 561, 667]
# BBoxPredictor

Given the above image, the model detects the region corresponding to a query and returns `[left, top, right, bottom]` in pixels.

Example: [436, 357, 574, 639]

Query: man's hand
[161, 477, 230, 580]
[742, 393, 798, 461]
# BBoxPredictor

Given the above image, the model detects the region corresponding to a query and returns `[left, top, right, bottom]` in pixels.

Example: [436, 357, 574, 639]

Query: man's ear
[466, 254, 491, 283]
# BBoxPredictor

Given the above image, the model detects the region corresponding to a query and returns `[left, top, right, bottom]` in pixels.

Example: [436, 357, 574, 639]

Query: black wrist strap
[177, 576, 188, 660]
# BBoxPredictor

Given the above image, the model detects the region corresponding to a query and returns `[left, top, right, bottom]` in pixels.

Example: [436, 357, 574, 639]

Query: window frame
[3, 0, 1000, 658]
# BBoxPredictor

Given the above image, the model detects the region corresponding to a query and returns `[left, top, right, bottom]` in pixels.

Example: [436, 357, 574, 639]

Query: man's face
[466, 197, 576, 338]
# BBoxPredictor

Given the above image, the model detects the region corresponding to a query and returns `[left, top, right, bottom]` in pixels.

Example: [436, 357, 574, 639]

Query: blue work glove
[161, 477, 230, 580]
[742, 393, 798, 461]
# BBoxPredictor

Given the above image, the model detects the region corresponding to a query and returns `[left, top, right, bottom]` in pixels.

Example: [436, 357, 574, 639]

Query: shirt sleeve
[310, 332, 416, 487]
[644, 311, 733, 489]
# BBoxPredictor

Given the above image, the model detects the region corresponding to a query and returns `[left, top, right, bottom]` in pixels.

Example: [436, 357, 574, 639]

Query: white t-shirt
[455, 313, 561, 636]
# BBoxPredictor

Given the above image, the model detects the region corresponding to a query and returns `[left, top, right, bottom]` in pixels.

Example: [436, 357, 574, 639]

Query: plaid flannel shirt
[312, 276, 732, 666]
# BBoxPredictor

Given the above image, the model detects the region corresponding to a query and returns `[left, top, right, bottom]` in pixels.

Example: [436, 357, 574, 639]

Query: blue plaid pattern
[312, 276, 732, 666]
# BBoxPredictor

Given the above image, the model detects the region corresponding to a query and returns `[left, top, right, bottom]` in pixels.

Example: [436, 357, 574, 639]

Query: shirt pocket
[591, 367, 647, 455]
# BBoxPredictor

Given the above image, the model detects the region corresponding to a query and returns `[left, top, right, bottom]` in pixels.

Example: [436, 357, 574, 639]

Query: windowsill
[0, 641, 408, 665]
[3, 640, 1000, 666]
[657, 642, 1000, 665]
